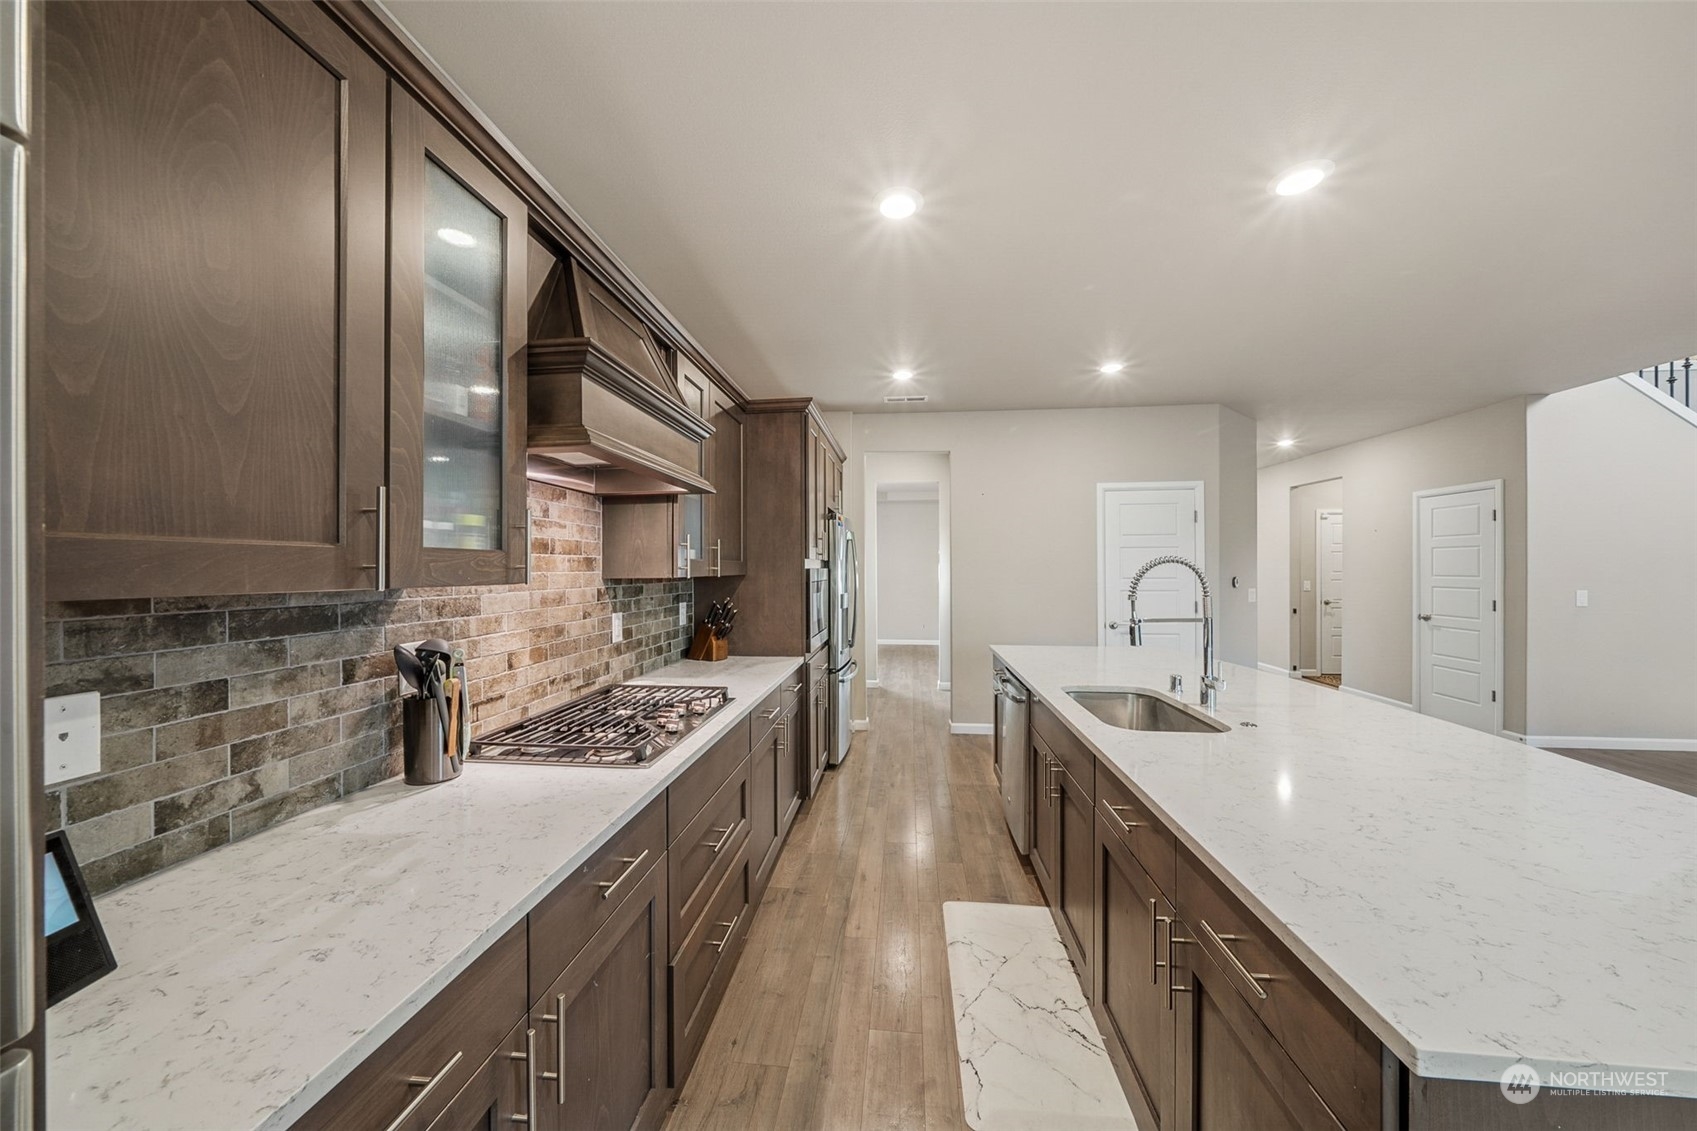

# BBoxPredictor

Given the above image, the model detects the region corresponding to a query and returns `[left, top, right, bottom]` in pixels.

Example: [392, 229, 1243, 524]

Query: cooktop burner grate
[468, 683, 732, 767]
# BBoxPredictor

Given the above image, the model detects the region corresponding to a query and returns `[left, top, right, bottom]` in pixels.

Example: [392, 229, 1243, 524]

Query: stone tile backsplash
[44, 483, 691, 894]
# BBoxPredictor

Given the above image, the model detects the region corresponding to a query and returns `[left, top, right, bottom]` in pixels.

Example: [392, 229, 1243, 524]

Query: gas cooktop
[467, 683, 732, 767]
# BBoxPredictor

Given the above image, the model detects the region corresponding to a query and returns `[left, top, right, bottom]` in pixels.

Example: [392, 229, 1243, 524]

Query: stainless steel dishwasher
[992, 664, 1031, 856]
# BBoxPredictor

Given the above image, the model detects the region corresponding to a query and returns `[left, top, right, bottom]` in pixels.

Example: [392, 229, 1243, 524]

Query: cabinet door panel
[41, 0, 386, 598]
[1057, 765, 1094, 978]
[749, 720, 778, 896]
[1029, 735, 1056, 902]
[1172, 926, 1343, 1131]
[536, 857, 669, 1131]
[707, 388, 744, 576]
[389, 85, 528, 588]
[1095, 816, 1175, 1131]
[427, 1020, 528, 1131]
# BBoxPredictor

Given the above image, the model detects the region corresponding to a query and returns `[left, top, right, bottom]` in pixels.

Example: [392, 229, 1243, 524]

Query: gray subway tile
[65, 747, 228, 825]
[228, 604, 342, 642]
[228, 662, 341, 710]
[229, 719, 339, 775]
[100, 680, 229, 733]
[154, 763, 288, 834]
[155, 640, 289, 687]
[230, 777, 341, 841]
[45, 654, 154, 697]
[62, 613, 226, 659]
[155, 703, 289, 759]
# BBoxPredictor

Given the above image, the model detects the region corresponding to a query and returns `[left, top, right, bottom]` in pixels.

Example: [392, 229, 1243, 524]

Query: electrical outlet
[612, 612, 624, 641]
[1247, 588, 1258, 604]
[1575, 589, 1589, 608]
[44, 692, 102, 785]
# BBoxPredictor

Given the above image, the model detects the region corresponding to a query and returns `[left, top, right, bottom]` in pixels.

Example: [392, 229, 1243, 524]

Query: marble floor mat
[943, 901, 1138, 1131]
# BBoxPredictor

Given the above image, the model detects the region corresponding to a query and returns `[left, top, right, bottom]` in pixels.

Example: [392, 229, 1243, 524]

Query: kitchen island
[46, 655, 804, 1131]
[993, 643, 1696, 1128]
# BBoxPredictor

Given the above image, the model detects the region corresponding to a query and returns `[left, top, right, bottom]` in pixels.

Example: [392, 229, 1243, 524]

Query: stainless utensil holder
[403, 696, 461, 786]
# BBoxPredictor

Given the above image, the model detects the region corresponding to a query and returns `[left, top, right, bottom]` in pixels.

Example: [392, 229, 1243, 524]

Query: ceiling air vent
[883, 394, 928, 404]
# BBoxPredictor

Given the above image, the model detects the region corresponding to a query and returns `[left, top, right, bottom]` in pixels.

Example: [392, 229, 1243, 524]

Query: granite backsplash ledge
[43, 482, 692, 894]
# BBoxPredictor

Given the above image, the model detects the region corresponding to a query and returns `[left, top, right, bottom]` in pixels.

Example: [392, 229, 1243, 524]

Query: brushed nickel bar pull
[553, 993, 566, 1105]
[785, 682, 803, 694]
[595, 848, 649, 901]
[359, 486, 388, 591]
[1199, 919, 1272, 1000]
[709, 910, 742, 953]
[385, 1048, 463, 1131]
[704, 821, 739, 855]
[536, 999, 562, 1104]
[1109, 804, 1143, 833]
[760, 707, 781, 719]
[506, 1027, 536, 1124]
[713, 539, 722, 576]
[1149, 898, 1160, 985]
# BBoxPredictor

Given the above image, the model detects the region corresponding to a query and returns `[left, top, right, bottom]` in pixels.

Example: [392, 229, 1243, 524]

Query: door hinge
[1193, 509, 1198, 522]
[1491, 691, 1497, 703]
[1492, 600, 1497, 612]
[1492, 509, 1498, 521]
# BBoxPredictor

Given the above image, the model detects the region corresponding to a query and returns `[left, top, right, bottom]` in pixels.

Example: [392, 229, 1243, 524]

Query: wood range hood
[525, 243, 714, 496]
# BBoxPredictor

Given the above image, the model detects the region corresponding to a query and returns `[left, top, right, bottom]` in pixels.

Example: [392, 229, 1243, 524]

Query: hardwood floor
[663, 645, 1041, 1130]
[1545, 747, 1697, 798]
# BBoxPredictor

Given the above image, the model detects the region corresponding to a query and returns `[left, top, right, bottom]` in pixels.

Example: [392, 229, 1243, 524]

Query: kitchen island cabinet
[994, 644, 1697, 1131]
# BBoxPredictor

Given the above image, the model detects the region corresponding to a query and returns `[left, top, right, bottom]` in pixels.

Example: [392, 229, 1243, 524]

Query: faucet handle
[1169, 674, 1183, 695]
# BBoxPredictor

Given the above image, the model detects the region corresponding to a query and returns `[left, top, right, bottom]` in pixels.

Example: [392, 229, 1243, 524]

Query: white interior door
[1317, 509, 1344, 675]
[1415, 485, 1500, 732]
[1099, 484, 1202, 652]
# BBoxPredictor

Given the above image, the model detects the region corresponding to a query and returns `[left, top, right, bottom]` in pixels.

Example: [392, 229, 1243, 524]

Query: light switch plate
[44, 692, 102, 785]
[612, 612, 624, 641]
[1576, 589, 1589, 608]
[1302, 580, 1312, 592]
[679, 601, 690, 627]
[1248, 588, 1258, 604]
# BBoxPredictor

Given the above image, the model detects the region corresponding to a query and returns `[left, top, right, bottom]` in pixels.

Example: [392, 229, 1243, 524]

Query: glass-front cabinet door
[389, 87, 528, 587]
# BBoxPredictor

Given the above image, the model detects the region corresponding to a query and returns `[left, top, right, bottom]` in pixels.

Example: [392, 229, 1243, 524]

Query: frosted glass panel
[422, 159, 503, 550]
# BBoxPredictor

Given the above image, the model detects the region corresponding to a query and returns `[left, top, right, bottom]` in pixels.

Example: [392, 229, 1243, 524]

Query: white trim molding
[1340, 685, 1413, 711]
[865, 679, 880, 689]
[1257, 662, 1294, 677]
[850, 719, 870, 732]
[1617, 373, 1697, 430]
[1525, 734, 1697, 753]
[877, 638, 939, 647]
[937, 681, 951, 691]
[950, 722, 994, 736]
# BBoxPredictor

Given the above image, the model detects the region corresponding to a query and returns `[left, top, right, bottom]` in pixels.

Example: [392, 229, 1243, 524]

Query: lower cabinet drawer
[748, 685, 785, 751]
[1177, 850, 1382, 1130]
[425, 1018, 529, 1131]
[669, 754, 751, 955]
[1096, 765, 1177, 901]
[297, 921, 527, 1131]
[1033, 697, 1095, 793]
[670, 842, 753, 1084]
[529, 795, 666, 997]
[669, 714, 752, 842]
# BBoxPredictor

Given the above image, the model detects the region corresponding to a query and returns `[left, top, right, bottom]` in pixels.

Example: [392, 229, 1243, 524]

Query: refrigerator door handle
[836, 660, 859, 682]
[845, 530, 860, 651]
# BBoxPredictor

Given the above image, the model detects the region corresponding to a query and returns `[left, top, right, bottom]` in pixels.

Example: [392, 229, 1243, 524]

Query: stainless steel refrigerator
[1, 1, 39, 1125]
[826, 509, 859, 765]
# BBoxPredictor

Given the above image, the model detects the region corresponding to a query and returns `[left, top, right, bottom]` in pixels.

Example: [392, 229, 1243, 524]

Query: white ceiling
[385, 1, 1697, 464]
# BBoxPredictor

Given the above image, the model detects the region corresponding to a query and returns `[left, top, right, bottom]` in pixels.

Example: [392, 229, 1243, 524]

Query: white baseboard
[1340, 685, 1414, 711]
[877, 639, 939, 647]
[950, 722, 994, 736]
[1500, 729, 1527, 743]
[1524, 734, 1697, 753]
[865, 679, 880, 688]
[937, 681, 951, 691]
[851, 719, 870, 732]
[1256, 662, 1295, 677]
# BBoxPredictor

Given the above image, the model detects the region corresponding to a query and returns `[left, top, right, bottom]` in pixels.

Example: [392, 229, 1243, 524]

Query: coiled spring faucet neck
[1126, 555, 1224, 707]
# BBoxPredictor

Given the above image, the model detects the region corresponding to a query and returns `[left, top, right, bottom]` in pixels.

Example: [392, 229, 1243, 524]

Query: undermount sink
[1066, 688, 1232, 734]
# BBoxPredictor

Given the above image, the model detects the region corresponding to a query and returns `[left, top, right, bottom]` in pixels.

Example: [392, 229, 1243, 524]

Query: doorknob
[1417, 613, 1432, 622]
[1107, 621, 1120, 629]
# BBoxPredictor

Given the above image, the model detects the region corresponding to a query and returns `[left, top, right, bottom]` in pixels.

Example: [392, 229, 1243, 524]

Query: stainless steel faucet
[1127, 555, 1225, 708]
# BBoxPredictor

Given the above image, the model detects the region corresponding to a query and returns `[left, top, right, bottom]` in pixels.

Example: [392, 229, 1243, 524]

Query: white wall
[876, 497, 941, 643]
[1526, 378, 1697, 747]
[842, 405, 1258, 728]
[1257, 397, 1530, 731]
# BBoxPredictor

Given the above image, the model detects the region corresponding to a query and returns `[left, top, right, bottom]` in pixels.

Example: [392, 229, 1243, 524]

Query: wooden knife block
[688, 626, 728, 662]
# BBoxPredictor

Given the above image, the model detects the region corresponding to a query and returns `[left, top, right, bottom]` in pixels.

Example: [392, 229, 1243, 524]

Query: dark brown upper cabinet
[388, 86, 528, 589]
[38, 0, 388, 600]
[678, 365, 745, 579]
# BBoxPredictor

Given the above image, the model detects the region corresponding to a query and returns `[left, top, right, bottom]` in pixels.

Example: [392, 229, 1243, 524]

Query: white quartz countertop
[46, 655, 803, 1131]
[991, 645, 1697, 1098]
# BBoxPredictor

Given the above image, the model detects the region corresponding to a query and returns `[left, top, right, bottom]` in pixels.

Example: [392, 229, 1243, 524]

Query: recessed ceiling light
[1275, 437, 1296, 448]
[428, 454, 452, 463]
[1098, 361, 1125, 375]
[469, 385, 499, 396]
[436, 227, 477, 247]
[877, 189, 923, 220]
[892, 368, 915, 382]
[1271, 160, 1335, 197]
